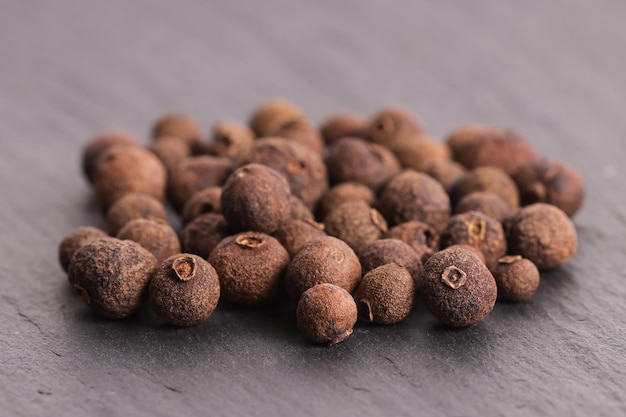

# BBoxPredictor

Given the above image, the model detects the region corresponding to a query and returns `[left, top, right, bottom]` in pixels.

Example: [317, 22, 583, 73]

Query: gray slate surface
[1, 0, 625, 416]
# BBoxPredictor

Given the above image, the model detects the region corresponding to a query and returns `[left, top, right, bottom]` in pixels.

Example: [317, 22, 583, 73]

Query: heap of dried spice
[59, 98, 584, 345]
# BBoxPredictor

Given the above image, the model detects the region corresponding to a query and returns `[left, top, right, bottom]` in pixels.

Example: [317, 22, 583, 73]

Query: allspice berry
[506, 203, 577, 270]
[354, 263, 416, 325]
[326, 137, 401, 191]
[493, 255, 540, 302]
[386, 221, 440, 262]
[271, 120, 324, 154]
[209, 232, 290, 306]
[454, 191, 512, 223]
[148, 136, 192, 173]
[288, 195, 315, 222]
[181, 187, 222, 225]
[152, 113, 203, 152]
[419, 247, 497, 327]
[318, 182, 376, 220]
[378, 170, 451, 232]
[206, 121, 254, 165]
[249, 98, 306, 137]
[285, 236, 361, 299]
[319, 112, 365, 145]
[149, 254, 220, 326]
[423, 159, 467, 194]
[453, 166, 519, 211]
[445, 244, 486, 264]
[105, 193, 168, 236]
[117, 218, 181, 264]
[392, 135, 451, 172]
[92, 145, 167, 211]
[296, 283, 357, 345]
[363, 106, 425, 149]
[513, 159, 585, 217]
[58, 226, 108, 272]
[179, 213, 231, 259]
[82, 131, 138, 183]
[440, 211, 506, 269]
[221, 163, 291, 234]
[323, 201, 388, 255]
[359, 239, 422, 283]
[273, 219, 326, 258]
[68, 238, 157, 319]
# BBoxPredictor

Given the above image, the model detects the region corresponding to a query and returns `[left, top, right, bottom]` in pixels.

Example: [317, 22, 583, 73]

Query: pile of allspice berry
[58, 98, 584, 345]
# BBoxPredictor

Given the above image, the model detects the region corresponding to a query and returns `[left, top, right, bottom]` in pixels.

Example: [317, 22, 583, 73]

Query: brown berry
[82, 131, 139, 183]
[359, 239, 422, 283]
[105, 193, 168, 236]
[363, 106, 425, 149]
[58, 226, 108, 272]
[206, 121, 254, 164]
[117, 219, 180, 264]
[493, 255, 540, 302]
[386, 221, 440, 262]
[271, 120, 324, 154]
[181, 187, 222, 225]
[273, 219, 327, 258]
[454, 191, 512, 222]
[323, 201, 388, 255]
[249, 98, 306, 137]
[288, 195, 315, 222]
[392, 135, 451, 172]
[453, 167, 519, 211]
[148, 136, 192, 173]
[318, 182, 376, 220]
[319, 112, 365, 145]
[179, 213, 231, 259]
[152, 113, 203, 152]
[423, 159, 467, 194]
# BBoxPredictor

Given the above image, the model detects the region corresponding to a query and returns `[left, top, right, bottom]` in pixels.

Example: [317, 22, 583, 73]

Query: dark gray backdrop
[1, 1, 625, 416]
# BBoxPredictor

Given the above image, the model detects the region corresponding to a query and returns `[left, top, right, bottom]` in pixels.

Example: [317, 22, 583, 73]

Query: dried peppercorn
[105, 193, 168, 236]
[92, 145, 167, 211]
[378, 170, 451, 232]
[167, 156, 234, 213]
[149, 254, 220, 326]
[206, 121, 254, 165]
[363, 106, 425, 149]
[271, 120, 324, 154]
[209, 232, 290, 306]
[285, 236, 361, 299]
[506, 203, 577, 270]
[288, 195, 315, 222]
[68, 238, 157, 319]
[117, 218, 180, 264]
[386, 221, 440, 263]
[58, 226, 108, 272]
[419, 246, 497, 327]
[181, 187, 222, 225]
[82, 131, 138, 183]
[440, 211, 506, 269]
[318, 182, 376, 220]
[325, 137, 401, 192]
[354, 263, 415, 325]
[446, 125, 537, 175]
[323, 201, 388, 255]
[359, 239, 422, 283]
[249, 98, 306, 137]
[445, 244, 486, 264]
[273, 219, 326, 258]
[247, 137, 328, 210]
[296, 283, 357, 345]
[452, 166, 519, 211]
[423, 159, 467, 195]
[179, 213, 231, 259]
[492, 255, 540, 302]
[221, 163, 292, 234]
[152, 113, 203, 153]
[454, 191, 512, 223]
[319, 112, 365, 146]
[513, 159, 585, 217]
[148, 136, 192, 173]
[392, 135, 451, 172]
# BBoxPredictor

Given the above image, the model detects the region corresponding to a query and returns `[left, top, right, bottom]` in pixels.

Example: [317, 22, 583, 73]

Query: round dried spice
[209, 232, 290, 306]
[105, 193, 168, 236]
[419, 247, 497, 327]
[58, 226, 108, 272]
[445, 244, 486, 264]
[206, 121, 254, 164]
[386, 221, 440, 262]
[273, 219, 326, 258]
[271, 120, 324, 154]
[288, 195, 315, 222]
[82, 131, 138, 183]
[452, 166, 519, 211]
[151, 113, 203, 152]
[285, 236, 361, 299]
[92, 145, 167, 211]
[149, 254, 220, 326]
[513, 159, 585, 217]
[323, 201, 388, 255]
[148, 136, 192, 173]
[378, 170, 451, 232]
[363, 106, 425, 149]
[492, 255, 540, 302]
[359, 239, 422, 283]
[392, 135, 451, 172]
[440, 211, 506, 269]
[221, 163, 291, 234]
[117, 219, 180, 264]
[248, 138, 328, 210]
[180, 213, 231, 259]
[423, 159, 467, 194]
[296, 283, 357, 345]
[325, 137, 401, 192]
[181, 187, 222, 225]
[506, 203, 577, 270]
[249, 97, 306, 137]
[167, 156, 234, 212]
[454, 191, 512, 223]
[354, 263, 416, 325]
[318, 182, 376, 220]
[319, 112, 365, 146]
[68, 238, 157, 319]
